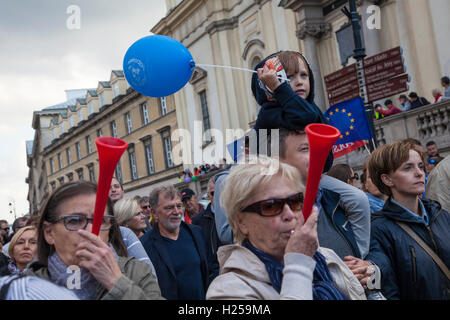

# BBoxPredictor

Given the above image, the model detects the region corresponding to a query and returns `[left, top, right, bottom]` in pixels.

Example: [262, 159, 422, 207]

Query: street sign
[324, 46, 407, 106]
[363, 46, 402, 68]
[367, 74, 410, 102]
[328, 89, 360, 106]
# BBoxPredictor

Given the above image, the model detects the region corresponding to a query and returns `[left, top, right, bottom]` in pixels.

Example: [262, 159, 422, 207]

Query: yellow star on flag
[342, 109, 346, 113]
[351, 118, 355, 123]
[340, 135, 343, 139]
[346, 131, 350, 136]
[348, 113, 352, 116]
[350, 125, 354, 130]
[329, 111, 333, 115]
[335, 108, 339, 112]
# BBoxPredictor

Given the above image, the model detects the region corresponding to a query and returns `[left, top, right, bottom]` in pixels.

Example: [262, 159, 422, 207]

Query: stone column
[296, 23, 331, 111]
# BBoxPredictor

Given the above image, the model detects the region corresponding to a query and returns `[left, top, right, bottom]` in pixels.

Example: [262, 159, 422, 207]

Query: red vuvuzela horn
[302, 124, 340, 221]
[92, 137, 128, 235]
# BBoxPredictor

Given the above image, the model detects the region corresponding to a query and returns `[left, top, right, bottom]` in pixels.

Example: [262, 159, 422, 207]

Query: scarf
[243, 239, 348, 300]
[47, 244, 119, 300]
[8, 261, 27, 276]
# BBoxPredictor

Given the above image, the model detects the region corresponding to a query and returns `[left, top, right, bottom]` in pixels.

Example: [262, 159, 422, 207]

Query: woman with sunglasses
[27, 181, 163, 300]
[206, 156, 365, 300]
[114, 199, 148, 239]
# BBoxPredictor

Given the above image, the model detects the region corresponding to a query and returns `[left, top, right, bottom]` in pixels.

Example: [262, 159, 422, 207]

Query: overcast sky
[0, 0, 167, 223]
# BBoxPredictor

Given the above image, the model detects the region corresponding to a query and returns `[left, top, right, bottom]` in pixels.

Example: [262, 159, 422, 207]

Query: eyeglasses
[241, 192, 303, 217]
[141, 205, 150, 210]
[54, 215, 115, 231]
[350, 173, 359, 181]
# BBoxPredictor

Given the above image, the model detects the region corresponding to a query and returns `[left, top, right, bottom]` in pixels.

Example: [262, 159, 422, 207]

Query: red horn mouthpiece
[302, 124, 340, 221]
[92, 137, 128, 235]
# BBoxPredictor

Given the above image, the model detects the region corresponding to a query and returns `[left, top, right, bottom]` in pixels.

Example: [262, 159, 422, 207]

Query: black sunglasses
[350, 173, 359, 181]
[141, 205, 150, 210]
[241, 192, 303, 217]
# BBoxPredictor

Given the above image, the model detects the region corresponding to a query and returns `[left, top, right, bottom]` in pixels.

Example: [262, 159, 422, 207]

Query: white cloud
[0, 0, 167, 223]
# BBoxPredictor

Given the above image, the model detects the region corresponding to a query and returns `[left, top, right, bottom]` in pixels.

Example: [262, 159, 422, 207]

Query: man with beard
[140, 185, 213, 300]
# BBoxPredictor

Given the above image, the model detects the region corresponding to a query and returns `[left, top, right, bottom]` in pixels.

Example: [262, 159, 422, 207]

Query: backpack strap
[395, 221, 450, 281]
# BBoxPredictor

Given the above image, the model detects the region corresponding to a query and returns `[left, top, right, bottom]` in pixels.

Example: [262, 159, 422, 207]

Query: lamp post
[342, 0, 378, 152]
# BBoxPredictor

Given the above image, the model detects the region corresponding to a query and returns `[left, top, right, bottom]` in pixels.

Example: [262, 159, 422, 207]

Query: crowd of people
[373, 76, 450, 119]
[0, 50, 448, 300]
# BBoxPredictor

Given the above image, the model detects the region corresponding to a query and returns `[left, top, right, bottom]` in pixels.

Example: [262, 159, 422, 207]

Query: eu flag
[324, 97, 373, 144]
[227, 136, 246, 162]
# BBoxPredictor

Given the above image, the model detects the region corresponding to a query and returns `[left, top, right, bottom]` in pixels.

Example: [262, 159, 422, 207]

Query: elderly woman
[7, 226, 37, 275]
[345, 141, 450, 299]
[27, 181, 163, 300]
[206, 157, 365, 300]
[114, 199, 147, 238]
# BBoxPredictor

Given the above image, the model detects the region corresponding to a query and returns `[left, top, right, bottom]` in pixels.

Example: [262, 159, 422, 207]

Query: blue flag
[324, 97, 373, 144]
[227, 136, 246, 162]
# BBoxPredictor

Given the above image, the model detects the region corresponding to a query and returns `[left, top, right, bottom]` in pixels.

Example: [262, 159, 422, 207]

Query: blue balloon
[123, 35, 195, 97]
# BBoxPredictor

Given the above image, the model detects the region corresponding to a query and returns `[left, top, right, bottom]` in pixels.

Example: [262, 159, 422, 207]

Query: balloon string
[195, 63, 290, 82]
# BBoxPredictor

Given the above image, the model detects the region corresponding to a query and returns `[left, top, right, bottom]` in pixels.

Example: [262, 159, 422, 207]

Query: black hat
[180, 188, 195, 201]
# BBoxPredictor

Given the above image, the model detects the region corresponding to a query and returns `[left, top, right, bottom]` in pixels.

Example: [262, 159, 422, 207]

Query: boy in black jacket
[251, 51, 333, 171]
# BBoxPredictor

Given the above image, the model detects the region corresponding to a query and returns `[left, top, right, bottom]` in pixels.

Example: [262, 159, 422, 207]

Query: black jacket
[140, 222, 212, 300]
[251, 52, 333, 172]
[409, 97, 430, 110]
[367, 198, 450, 300]
[192, 203, 221, 279]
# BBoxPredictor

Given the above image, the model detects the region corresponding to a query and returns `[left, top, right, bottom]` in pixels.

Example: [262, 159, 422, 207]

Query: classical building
[26, 71, 182, 215]
[153, 0, 450, 169]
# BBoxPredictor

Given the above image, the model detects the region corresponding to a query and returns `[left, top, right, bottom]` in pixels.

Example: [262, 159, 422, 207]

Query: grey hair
[149, 185, 180, 209]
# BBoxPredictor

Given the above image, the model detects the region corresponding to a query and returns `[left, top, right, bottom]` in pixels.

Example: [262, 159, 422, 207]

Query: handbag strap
[395, 221, 450, 280]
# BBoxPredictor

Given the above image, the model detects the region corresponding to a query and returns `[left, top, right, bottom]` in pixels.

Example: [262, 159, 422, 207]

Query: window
[160, 97, 168, 116]
[76, 168, 84, 181]
[143, 138, 155, 174]
[58, 153, 63, 169]
[100, 92, 105, 106]
[128, 145, 138, 180]
[113, 83, 120, 98]
[125, 112, 132, 134]
[50, 158, 55, 174]
[161, 130, 173, 168]
[88, 101, 94, 114]
[199, 90, 212, 142]
[69, 116, 74, 128]
[86, 136, 92, 154]
[52, 128, 56, 140]
[66, 148, 72, 165]
[67, 172, 74, 182]
[115, 162, 123, 184]
[97, 128, 103, 138]
[78, 109, 83, 121]
[110, 121, 117, 138]
[88, 164, 95, 182]
[76, 142, 82, 160]
[60, 122, 65, 134]
[141, 103, 149, 125]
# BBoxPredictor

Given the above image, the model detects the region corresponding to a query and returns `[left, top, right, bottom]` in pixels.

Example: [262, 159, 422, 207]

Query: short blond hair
[220, 156, 304, 244]
[113, 198, 140, 226]
[9, 226, 37, 258]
